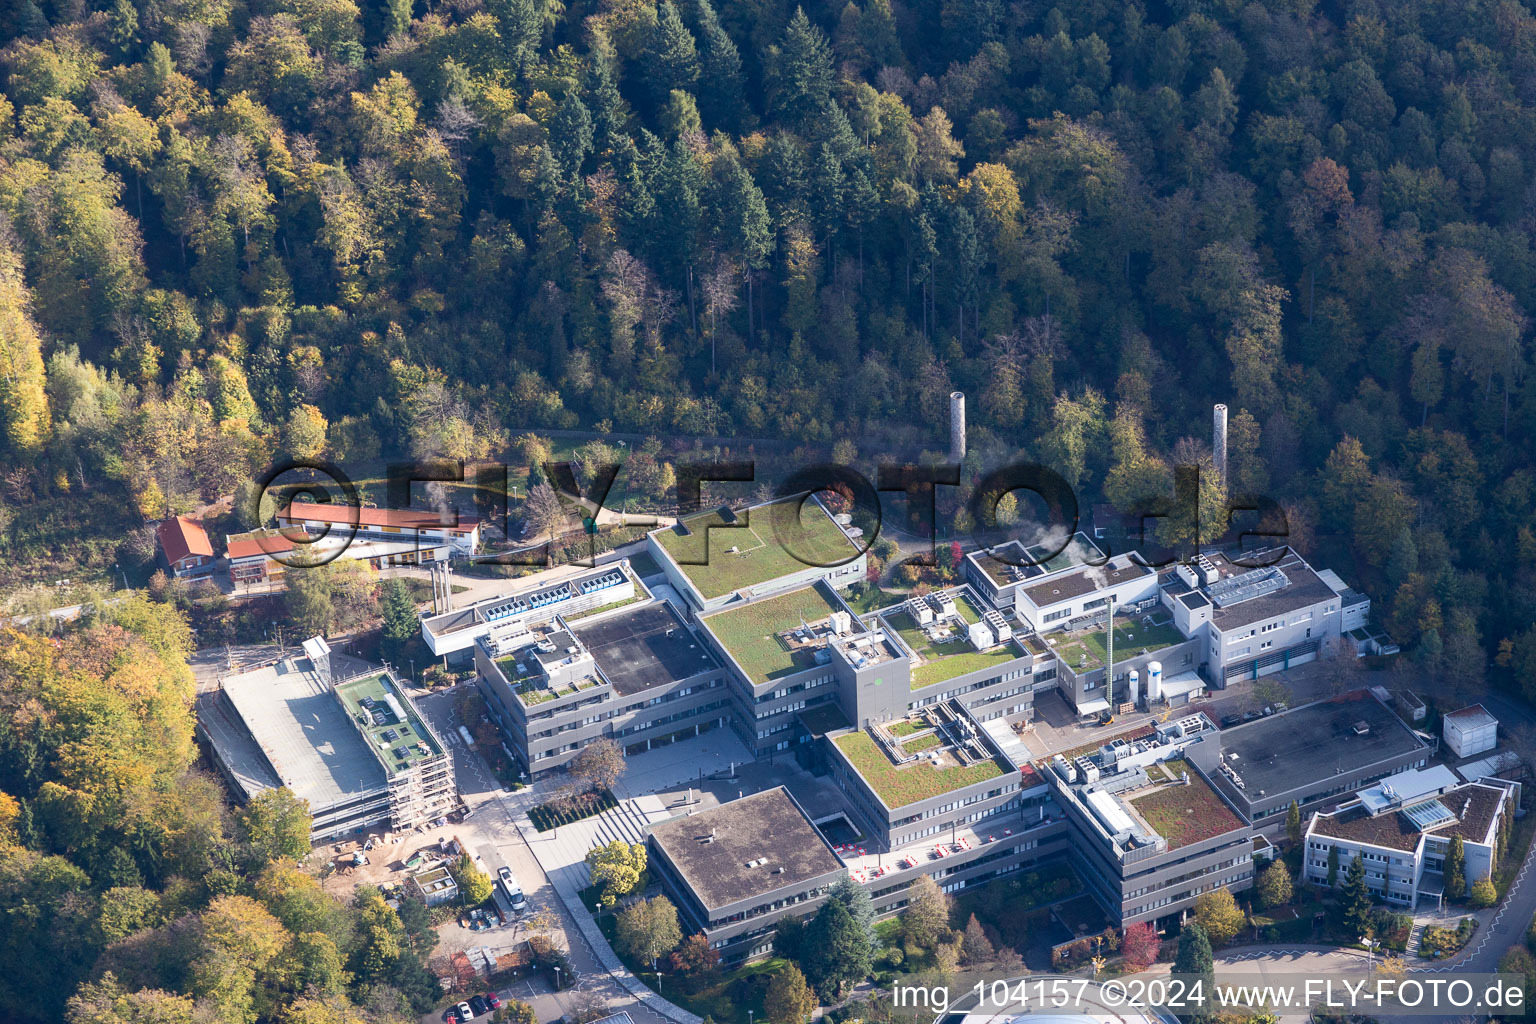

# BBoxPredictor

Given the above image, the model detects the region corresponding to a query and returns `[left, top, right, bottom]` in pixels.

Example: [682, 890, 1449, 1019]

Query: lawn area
[1129, 759, 1244, 849]
[652, 496, 857, 600]
[904, 734, 941, 752]
[703, 585, 841, 683]
[529, 789, 617, 831]
[842, 582, 904, 614]
[1051, 617, 1186, 671]
[954, 593, 984, 624]
[563, 593, 644, 620]
[889, 720, 923, 737]
[884, 609, 1023, 690]
[834, 731, 1003, 808]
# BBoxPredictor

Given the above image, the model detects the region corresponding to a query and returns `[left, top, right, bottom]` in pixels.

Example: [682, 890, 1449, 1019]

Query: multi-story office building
[1303, 765, 1513, 905]
[1163, 548, 1369, 683]
[1041, 715, 1255, 926]
[196, 642, 457, 840]
[474, 598, 732, 778]
[423, 562, 640, 664]
[647, 788, 847, 963]
[1207, 690, 1430, 830]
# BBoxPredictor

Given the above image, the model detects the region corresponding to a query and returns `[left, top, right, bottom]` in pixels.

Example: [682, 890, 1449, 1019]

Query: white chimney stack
[1213, 403, 1228, 492]
[950, 391, 966, 465]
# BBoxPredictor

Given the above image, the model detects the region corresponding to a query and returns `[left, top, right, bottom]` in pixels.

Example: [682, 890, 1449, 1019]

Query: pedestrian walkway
[509, 793, 703, 1024]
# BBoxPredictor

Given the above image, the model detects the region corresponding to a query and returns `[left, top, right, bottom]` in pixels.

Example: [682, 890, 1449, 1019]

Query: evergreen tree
[803, 900, 872, 999]
[646, 0, 700, 107]
[1285, 800, 1302, 845]
[692, 0, 749, 130]
[587, 56, 629, 156]
[1171, 923, 1215, 1024]
[825, 874, 877, 947]
[771, 8, 834, 128]
[1445, 834, 1466, 898]
[378, 578, 418, 667]
[550, 91, 594, 180]
[1340, 853, 1373, 936]
[485, 0, 541, 71]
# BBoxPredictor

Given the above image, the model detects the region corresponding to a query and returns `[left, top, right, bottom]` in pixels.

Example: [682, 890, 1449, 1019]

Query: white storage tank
[1146, 661, 1163, 702]
[1127, 668, 1140, 702]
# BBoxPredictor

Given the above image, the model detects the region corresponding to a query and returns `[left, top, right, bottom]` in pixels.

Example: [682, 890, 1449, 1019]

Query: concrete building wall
[1212, 600, 1341, 682]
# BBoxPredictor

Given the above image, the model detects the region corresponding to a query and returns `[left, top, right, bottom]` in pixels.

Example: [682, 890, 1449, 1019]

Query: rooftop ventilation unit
[1206, 566, 1289, 607]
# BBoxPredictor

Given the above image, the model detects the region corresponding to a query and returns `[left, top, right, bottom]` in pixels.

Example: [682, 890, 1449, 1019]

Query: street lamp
[553, 966, 561, 991]
[1360, 936, 1379, 969]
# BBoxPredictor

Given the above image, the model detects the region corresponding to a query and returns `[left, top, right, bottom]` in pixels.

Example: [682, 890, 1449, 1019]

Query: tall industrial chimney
[949, 392, 966, 464]
[1213, 403, 1228, 492]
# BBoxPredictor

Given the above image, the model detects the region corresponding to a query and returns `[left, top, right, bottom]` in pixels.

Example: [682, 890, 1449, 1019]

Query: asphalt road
[414, 686, 673, 1024]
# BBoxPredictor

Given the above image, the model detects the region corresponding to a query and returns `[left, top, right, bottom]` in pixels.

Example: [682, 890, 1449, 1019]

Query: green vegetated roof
[1129, 759, 1244, 850]
[704, 585, 841, 684]
[653, 497, 857, 600]
[1051, 616, 1187, 673]
[884, 609, 1021, 691]
[835, 731, 1003, 808]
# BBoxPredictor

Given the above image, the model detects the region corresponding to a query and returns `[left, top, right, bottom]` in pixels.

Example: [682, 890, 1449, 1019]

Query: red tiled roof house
[156, 516, 215, 577]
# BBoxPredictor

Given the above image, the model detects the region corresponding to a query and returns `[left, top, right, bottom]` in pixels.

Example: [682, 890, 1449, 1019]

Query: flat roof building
[474, 598, 732, 778]
[1163, 548, 1370, 684]
[647, 787, 846, 962]
[1209, 690, 1429, 828]
[1444, 705, 1498, 759]
[1040, 716, 1253, 926]
[1305, 773, 1512, 905]
[423, 562, 641, 662]
[647, 494, 867, 615]
[196, 650, 457, 841]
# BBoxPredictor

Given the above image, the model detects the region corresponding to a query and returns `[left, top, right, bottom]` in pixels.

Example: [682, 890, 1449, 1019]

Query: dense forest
[1, 0, 1536, 1015]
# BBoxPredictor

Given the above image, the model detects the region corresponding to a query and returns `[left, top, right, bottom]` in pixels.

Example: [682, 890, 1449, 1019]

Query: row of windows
[908, 667, 1029, 709]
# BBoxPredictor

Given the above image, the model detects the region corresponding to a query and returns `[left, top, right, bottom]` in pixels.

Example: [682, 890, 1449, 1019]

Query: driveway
[413, 686, 675, 1024]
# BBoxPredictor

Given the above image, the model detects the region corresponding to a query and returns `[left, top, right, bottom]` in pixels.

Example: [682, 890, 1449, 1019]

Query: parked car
[485, 993, 502, 1010]
[456, 1002, 475, 1021]
[469, 995, 490, 1017]
[1220, 714, 1242, 727]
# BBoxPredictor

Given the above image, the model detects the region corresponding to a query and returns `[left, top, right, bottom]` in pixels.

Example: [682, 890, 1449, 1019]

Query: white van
[497, 866, 526, 911]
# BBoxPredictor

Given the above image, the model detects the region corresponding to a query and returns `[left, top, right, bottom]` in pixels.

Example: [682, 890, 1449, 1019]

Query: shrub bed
[530, 789, 617, 831]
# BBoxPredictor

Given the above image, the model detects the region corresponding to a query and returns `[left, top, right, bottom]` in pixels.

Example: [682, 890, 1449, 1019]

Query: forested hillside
[2, 0, 1536, 696]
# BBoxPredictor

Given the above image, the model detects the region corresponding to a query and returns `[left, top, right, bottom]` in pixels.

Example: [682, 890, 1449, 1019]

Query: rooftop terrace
[834, 728, 1006, 808]
[652, 495, 858, 600]
[334, 673, 443, 772]
[703, 584, 850, 684]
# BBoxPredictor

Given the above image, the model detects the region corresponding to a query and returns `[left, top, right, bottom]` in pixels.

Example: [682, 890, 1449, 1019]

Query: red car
[485, 993, 502, 1010]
